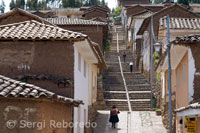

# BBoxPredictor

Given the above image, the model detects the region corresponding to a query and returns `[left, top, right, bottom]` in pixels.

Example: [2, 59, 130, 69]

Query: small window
[78, 53, 81, 72]
[84, 60, 86, 77]
[177, 69, 180, 88]
[182, 63, 186, 82]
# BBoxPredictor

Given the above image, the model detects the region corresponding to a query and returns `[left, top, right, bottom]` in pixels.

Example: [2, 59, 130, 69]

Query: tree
[10, 0, 16, 10]
[111, 6, 122, 18]
[154, 0, 164, 4]
[16, 0, 25, 9]
[101, 0, 106, 6]
[0, 0, 5, 13]
[178, 0, 189, 5]
[190, 0, 200, 3]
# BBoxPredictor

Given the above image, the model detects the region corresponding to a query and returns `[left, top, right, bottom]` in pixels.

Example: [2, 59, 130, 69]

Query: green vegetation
[155, 108, 161, 111]
[178, 0, 189, 5]
[178, 0, 200, 5]
[154, 0, 164, 4]
[9, 0, 107, 10]
[0, 0, 5, 13]
[103, 40, 110, 52]
[111, 6, 122, 19]
[153, 52, 160, 66]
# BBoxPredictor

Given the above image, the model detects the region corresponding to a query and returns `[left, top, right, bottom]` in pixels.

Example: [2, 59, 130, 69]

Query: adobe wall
[59, 25, 104, 50]
[0, 41, 74, 97]
[85, 11, 107, 20]
[0, 98, 73, 133]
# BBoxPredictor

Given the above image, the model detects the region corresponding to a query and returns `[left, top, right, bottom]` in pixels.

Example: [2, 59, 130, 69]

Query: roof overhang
[159, 45, 188, 71]
[74, 40, 98, 64]
[176, 103, 200, 117]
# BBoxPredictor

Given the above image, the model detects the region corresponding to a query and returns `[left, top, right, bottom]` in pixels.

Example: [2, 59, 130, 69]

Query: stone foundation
[161, 99, 176, 133]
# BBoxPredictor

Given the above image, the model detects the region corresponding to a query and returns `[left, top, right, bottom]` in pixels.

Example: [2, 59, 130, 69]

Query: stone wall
[161, 100, 176, 133]
[190, 45, 200, 102]
[0, 97, 73, 133]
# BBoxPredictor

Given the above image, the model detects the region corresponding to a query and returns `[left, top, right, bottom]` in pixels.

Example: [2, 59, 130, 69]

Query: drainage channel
[116, 32, 132, 133]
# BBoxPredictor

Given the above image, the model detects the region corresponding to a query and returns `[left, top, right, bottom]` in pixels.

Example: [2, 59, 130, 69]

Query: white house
[73, 40, 106, 133]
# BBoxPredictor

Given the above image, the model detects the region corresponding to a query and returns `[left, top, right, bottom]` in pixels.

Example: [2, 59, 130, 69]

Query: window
[182, 63, 186, 82]
[78, 52, 81, 72]
[84, 60, 86, 77]
[177, 69, 180, 88]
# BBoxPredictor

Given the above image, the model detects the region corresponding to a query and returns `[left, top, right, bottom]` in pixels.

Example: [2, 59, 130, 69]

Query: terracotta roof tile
[0, 75, 83, 106]
[45, 17, 107, 26]
[0, 20, 87, 41]
[160, 17, 200, 30]
[173, 34, 200, 44]
[175, 102, 200, 112]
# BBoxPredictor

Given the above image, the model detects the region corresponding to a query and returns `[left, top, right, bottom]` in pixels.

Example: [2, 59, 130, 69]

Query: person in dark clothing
[130, 61, 133, 73]
[109, 105, 120, 128]
[123, 52, 126, 62]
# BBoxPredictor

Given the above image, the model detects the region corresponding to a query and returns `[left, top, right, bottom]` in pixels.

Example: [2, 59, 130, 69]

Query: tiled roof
[0, 8, 53, 25]
[160, 17, 200, 30]
[90, 17, 108, 23]
[133, 10, 153, 19]
[173, 34, 200, 44]
[0, 75, 83, 106]
[45, 17, 107, 26]
[0, 20, 87, 41]
[90, 41, 107, 69]
[14, 74, 70, 85]
[175, 102, 200, 112]
[137, 4, 200, 35]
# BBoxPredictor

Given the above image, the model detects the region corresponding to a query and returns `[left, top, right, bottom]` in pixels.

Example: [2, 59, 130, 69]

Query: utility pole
[166, 15, 172, 133]
[150, 16, 153, 108]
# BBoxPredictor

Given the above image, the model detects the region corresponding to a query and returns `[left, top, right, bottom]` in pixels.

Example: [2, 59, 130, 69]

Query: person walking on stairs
[129, 61, 133, 73]
[109, 105, 120, 128]
[123, 52, 126, 62]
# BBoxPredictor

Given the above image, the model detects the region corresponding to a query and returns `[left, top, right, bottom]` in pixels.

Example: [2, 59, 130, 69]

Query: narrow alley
[93, 25, 167, 133]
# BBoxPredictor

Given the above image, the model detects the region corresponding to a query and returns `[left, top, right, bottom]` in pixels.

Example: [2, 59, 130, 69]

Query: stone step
[127, 84, 151, 91]
[103, 91, 127, 99]
[105, 100, 129, 111]
[129, 91, 151, 99]
[103, 84, 125, 91]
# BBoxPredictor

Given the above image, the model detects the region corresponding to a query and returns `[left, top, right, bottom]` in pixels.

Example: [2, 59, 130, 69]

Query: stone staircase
[103, 25, 152, 111]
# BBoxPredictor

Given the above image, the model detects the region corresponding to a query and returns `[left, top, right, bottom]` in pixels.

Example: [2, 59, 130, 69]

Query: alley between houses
[93, 25, 167, 133]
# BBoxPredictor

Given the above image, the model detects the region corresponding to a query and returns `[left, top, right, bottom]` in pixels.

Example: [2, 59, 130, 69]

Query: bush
[103, 40, 110, 52]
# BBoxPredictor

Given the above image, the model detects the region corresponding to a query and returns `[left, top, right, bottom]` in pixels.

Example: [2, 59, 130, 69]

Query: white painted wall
[142, 31, 150, 72]
[88, 64, 98, 106]
[161, 72, 165, 99]
[73, 40, 99, 133]
[133, 19, 144, 53]
[188, 49, 195, 103]
[74, 47, 89, 133]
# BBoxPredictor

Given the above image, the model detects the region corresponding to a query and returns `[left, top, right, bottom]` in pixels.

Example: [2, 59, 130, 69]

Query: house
[157, 34, 200, 133]
[136, 4, 200, 80]
[31, 10, 56, 18]
[82, 9, 108, 20]
[45, 17, 108, 52]
[127, 10, 153, 68]
[52, 8, 84, 18]
[82, 5, 110, 20]
[0, 8, 107, 133]
[156, 17, 200, 132]
[0, 8, 52, 25]
[0, 75, 83, 133]
[121, 4, 164, 43]
[118, 0, 150, 6]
